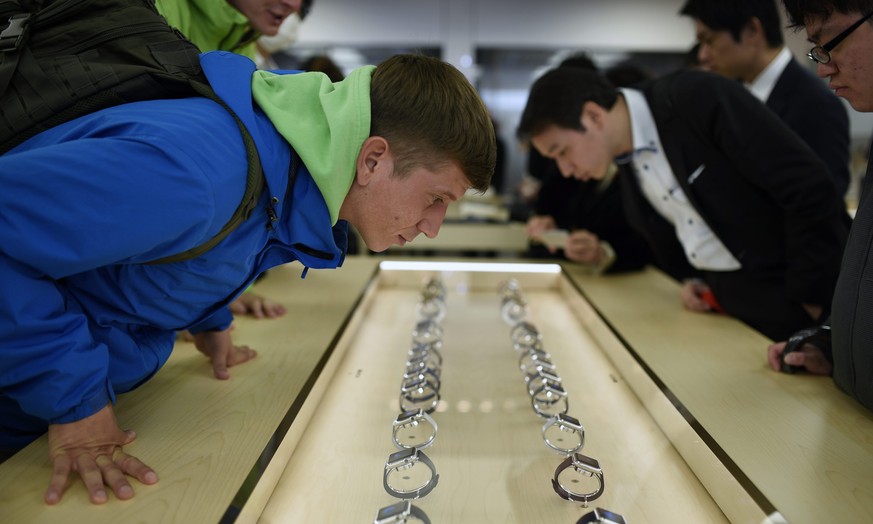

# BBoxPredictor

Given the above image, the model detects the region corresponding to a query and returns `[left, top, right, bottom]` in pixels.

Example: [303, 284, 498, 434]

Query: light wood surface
[562, 265, 873, 524]
[385, 222, 529, 254]
[257, 268, 729, 523]
[3, 256, 872, 524]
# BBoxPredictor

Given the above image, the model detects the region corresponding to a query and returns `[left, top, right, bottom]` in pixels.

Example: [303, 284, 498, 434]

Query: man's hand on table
[767, 340, 833, 375]
[45, 404, 157, 505]
[229, 291, 287, 319]
[193, 329, 257, 380]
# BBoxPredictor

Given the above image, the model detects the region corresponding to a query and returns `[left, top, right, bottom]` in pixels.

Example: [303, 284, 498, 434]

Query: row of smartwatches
[499, 279, 629, 524]
[375, 278, 447, 523]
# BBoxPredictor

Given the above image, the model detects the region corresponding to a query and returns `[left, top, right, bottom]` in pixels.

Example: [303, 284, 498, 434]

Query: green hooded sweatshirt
[251, 66, 375, 225]
[155, 0, 256, 58]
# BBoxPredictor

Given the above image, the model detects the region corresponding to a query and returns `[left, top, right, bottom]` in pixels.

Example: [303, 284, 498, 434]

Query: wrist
[593, 241, 616, 274]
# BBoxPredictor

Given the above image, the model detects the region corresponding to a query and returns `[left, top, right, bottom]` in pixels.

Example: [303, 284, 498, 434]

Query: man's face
[531, 124, 613, 182]
[805, 12, 873, 112]
[350, 161, 470, 253]
[229, 0, 302, 36]
[693, 19, 758, 81]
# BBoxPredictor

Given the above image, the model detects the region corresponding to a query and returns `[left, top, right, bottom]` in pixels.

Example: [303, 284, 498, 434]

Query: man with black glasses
[680, 0, 852, 199]
[768, 1, 873, 413]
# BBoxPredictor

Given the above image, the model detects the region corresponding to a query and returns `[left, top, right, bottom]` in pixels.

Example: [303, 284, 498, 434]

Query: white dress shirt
[746, 47, 792, 103]
[619, 88, 741, 271]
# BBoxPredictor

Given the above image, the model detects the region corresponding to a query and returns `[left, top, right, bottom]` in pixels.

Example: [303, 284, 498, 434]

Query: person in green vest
[156, 0, 314, 320]
[156, 0, 311, 61]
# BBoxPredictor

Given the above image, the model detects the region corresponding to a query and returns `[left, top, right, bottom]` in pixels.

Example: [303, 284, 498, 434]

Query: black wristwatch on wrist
[781, 324, 832, 373]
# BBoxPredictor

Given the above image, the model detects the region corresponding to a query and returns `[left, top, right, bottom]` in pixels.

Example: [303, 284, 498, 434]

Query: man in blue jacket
[0, 51, 496, 504]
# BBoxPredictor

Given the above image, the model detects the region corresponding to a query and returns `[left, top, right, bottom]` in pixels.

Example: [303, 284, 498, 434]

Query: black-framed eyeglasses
[808, 11, 873, 64]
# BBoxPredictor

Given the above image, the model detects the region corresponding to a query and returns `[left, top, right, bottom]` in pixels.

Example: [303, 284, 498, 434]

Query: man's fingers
[767, 343, 786, 371]
[115, 452, 159, 485]
[75, 455, 108, 504]
[44, 454, 73, 505]
[265, 302, 286, 318]
[97, 454, 134, 500]
[212, 360, 230, 380]
[228, 345, 257, 367]
[783, 351, 803, 366]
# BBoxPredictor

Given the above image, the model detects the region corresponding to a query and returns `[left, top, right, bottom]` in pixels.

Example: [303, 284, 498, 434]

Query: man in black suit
[680, 0, 852, 199]
[517, 67, 848, 341]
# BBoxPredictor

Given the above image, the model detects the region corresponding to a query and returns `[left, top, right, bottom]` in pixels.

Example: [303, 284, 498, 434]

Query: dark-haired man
[518, 66, 847, 343]
[680, 0, 851, 198]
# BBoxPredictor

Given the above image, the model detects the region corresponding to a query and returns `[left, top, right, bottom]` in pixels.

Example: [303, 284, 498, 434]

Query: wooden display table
[384, 222, 530, 255]
[1, 258, 871, 524]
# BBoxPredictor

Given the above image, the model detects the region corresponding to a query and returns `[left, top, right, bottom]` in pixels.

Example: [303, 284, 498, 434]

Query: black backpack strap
[0, 2, 36, 95]
[147, 80, 266, 264]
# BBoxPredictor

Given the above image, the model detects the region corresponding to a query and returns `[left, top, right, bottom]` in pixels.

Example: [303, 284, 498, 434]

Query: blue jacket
[0, 52, 347, 427]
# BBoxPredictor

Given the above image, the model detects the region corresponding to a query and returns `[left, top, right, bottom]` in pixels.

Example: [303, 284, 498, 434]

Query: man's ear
[355, 136, 392, 186]
[580, 101, 606, 131]
[742, 17, 765, 44]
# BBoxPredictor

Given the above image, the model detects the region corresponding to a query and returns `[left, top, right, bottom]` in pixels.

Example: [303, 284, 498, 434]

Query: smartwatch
[408, 340, 443, 367]
[513, 338, 544, 354]
[402, 366, 441, 392]
[400, 376, 440, 413]
[542, 413, 585, 455]
[501, 295, 528, 325]
[412, 319, 444, 345]
[498, 278, 522, 299]
[510, 321, 540, 347]
[523, 360, 558, 385]
[531, 380, 569, 418]
[374, 500, 432, 524]
[406, 350, 443, 374]
[780, 325, 832, 373]
[552, 453, 605, 504]
[519, 348, 553, 374]
[416, 297, 446, 323]
[383, 447, 440, 500]
[576, 507, 627, 524]
[527, 368, 562, 397]
[405, 359, 442, 381]
[421, 278, 446, 302]
[392, 408, 438, 450]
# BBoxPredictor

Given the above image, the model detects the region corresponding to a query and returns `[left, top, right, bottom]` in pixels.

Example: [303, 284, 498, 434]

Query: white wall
[296, 0, 695, 73]
[294, 0, 872, 196]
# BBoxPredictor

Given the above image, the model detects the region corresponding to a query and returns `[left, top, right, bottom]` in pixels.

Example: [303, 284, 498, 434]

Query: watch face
[573, 453, 601, 472]
[376, 501, 411, 521]
[595, 508, 627, 524]
[396, 409, 422, 424]
[412, 320, 443, 344]
[538, 369, 562, 383]
[388, 447, 417, 467]
[558, 413, 582, 429]
[540, 382, 566, 397]
[401, 376, 427, 393]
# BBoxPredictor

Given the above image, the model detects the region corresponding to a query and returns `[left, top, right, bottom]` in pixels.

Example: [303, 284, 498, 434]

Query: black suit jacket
[831, 158, 873, 411]
[619, 70, 848, 332]
[768, 58, 851, 198]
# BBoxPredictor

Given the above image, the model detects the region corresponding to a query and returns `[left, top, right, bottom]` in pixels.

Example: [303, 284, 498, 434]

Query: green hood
[251, 66, 374, 225]
[155, 0, 253, 57]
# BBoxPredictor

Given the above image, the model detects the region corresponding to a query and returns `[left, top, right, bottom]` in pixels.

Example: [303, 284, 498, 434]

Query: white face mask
[258, 12, 301, 53]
